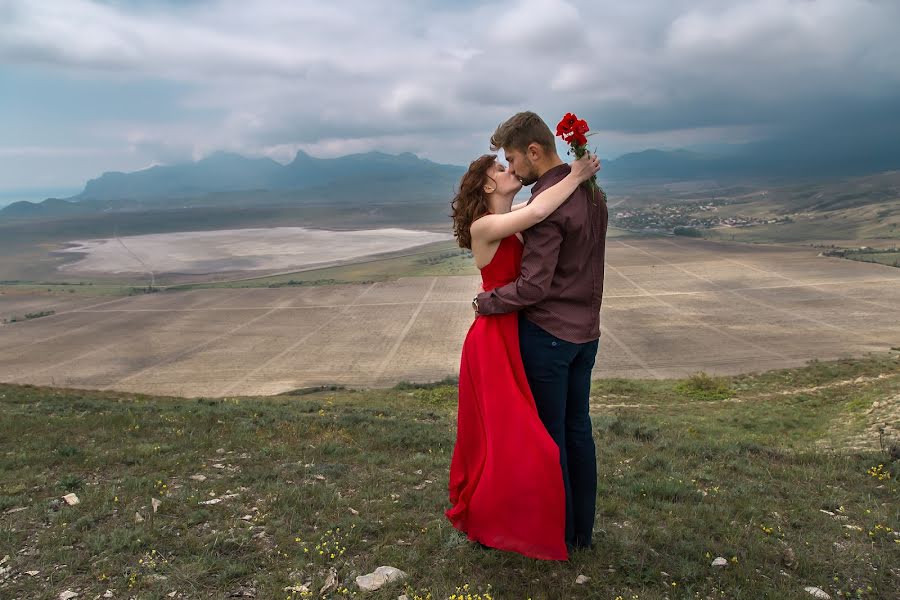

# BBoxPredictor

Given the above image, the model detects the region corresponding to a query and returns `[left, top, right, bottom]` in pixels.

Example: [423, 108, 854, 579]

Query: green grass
[840, 250, 900, 268]
[1, 356, 898, 599]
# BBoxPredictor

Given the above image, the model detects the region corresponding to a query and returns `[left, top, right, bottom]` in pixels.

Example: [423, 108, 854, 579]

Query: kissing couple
[446, 111, 608, 561]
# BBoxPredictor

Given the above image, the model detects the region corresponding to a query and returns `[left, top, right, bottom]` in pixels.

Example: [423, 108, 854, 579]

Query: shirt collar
[532, 163, 571, 196]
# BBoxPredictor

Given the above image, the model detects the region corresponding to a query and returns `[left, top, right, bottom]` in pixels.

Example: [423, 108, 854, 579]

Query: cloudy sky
[2, 0, 899, 201]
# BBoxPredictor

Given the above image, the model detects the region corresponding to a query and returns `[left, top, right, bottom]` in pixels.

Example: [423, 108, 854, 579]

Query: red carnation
[555, 111, 601, 199]
[555, 112, 579, 136]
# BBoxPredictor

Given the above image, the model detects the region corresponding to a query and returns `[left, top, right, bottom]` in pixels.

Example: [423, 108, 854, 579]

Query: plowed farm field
[2, 238, 898, 397]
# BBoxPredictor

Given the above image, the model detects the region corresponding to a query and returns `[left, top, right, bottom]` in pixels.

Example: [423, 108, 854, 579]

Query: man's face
[503, 147, 540, 186]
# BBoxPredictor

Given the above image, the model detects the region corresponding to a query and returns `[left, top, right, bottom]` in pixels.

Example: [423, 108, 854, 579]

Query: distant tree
[673, 226, 703, 238]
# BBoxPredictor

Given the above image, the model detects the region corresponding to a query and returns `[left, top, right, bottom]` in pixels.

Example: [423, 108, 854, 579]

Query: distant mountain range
[0, 150, 466, 220]
[4, 137, 900, 220]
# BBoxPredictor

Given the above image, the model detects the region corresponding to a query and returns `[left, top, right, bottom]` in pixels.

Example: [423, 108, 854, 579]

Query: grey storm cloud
[1, 0, 899, 185]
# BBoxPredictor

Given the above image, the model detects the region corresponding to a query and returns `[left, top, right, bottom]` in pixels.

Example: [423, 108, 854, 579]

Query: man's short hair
[490, 111, 556, 154]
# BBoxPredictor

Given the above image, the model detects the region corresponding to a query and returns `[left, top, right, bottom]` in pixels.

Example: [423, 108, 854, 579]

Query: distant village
[611, 200, 791, 234]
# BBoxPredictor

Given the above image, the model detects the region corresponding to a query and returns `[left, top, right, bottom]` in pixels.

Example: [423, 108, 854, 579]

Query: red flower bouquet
[556, 112, 601, 198]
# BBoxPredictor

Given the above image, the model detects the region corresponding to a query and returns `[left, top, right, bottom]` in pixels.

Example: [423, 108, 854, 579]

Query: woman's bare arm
[470, 153, 600, 244]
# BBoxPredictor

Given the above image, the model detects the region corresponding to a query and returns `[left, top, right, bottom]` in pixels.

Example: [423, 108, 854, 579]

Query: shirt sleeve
[476, 213, 564, 315]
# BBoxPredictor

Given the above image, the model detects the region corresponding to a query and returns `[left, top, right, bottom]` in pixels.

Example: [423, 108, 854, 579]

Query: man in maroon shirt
[473, 111, 608, 551]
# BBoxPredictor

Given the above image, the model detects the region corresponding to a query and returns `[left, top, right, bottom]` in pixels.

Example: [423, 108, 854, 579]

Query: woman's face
[485, 161, 522, 196]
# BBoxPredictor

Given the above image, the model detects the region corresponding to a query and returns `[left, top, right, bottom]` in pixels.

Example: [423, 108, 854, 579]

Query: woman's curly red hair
[450, 154, 496, 250]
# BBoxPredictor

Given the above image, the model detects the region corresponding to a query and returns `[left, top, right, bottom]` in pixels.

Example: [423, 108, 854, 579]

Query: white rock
[199, 498, 222, 505]
[349, 507, 360, 515]
[134, 512, 144, 523]
[26, 570, 40, 576]
[151, 498, 161, 514]
[712, 557, 728, 567]
[575, 574, 590, 584]
[59, 591, 78, 600]
[398, 596, 410, 600]
[189, 474, 207, 482]
[355, 566, 407, 592]
[102, 591, 114, 598]
[62, 493, 80, 506]
[804, 587, 831, 599]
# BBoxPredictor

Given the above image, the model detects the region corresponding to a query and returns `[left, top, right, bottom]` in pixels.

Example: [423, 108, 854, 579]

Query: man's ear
[526, 142, 543, 162]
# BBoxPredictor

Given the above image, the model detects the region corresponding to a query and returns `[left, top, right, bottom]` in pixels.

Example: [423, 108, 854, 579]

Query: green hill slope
[1, 355, 898, 599]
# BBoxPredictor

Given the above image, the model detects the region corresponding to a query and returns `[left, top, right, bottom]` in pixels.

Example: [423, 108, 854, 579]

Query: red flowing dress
[446, 235, 568, 561]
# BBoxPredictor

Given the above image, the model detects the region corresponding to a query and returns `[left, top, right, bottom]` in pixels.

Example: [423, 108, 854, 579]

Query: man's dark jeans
[518, 315, 599, 549]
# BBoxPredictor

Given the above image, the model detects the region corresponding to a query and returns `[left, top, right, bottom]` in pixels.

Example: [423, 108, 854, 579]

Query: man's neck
[535, 154, 565, 179]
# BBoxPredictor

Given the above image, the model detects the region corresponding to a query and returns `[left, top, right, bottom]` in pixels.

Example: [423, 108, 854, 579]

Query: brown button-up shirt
[476, 163, 608, 343]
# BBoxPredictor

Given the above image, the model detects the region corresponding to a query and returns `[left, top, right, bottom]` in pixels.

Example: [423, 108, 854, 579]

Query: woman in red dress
[446, 152, 600, 560]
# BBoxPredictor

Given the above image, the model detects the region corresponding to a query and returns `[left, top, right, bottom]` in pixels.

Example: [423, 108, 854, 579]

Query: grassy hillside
[1, 355, 898, 599]
[606, 172, 900, 245]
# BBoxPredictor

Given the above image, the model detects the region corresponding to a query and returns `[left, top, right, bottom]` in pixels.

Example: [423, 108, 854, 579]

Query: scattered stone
[819, 509, 835, 517]
[241, 515, 254, 521]
[212, 464, 226, 469]
[782, 547, 798, 569]
[283, 585, 310, 593]
[151, 498, 161, 514]
[134, 512, 144, 523]
[804, 587, 831, 599]
[59, 591, 78, 600]
[26, 570, 40, 576]
[355, 566, 407, 592]
[189, 474, 207, 482]
[199, 498, 222, 505]
[712, 557, 728, 567]
[575, 574, 590, 584]
[62, 493, 80, 506]
[348, 507, 359, 516]
[216, 448, 226, 454]
[226, 585, 255, 597]
[102, 591, 114, 598]
[843, 525, 863, 531]
[398, 595, 410, 600]
[168, 592, 177, 598]
[314, 475, 326, 481]
[320, 567, 338, 595]
[4, 507, 28, 514]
